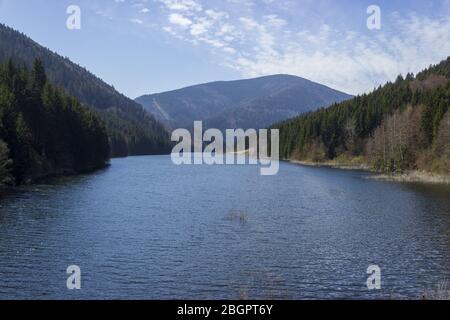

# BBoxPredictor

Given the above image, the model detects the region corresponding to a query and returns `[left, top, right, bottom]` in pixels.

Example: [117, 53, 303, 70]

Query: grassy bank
[289, 155, 370, 171]
[372, 171, 450, 184]
[288, 156, 450, 185]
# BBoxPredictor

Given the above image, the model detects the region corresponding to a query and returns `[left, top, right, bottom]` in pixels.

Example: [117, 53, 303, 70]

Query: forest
[274, 57, 450, 174]
[0, 59, 110, 186]
[0, 23, 171, 157]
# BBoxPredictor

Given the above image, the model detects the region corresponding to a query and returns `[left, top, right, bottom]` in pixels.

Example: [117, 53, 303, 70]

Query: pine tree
[0, 139, 13, 186]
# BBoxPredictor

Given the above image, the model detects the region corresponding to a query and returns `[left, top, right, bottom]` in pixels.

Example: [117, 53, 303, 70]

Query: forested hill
[0, 23, 170, 157]
[136, 74, 352, 131]
[274, 57, 450, 174]
[0, 59, 110, 185]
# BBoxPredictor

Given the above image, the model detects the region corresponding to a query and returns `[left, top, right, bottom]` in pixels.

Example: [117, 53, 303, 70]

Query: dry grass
[289, 158, 370, 171]
[373, 171, 450, 185]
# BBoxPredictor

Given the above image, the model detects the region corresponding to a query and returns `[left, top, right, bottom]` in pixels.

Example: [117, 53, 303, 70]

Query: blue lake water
[0, 155, 449, 299]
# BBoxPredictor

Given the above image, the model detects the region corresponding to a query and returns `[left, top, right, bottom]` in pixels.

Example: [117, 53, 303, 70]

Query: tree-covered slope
[274, 57, 450, 174]
[0, 23, 170, 157]
[0, 59, 110, 185]
[136, 74, 352, 131]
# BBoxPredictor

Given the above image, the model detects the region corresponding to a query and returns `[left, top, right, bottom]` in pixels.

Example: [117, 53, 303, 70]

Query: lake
[0, 155, 449, 299]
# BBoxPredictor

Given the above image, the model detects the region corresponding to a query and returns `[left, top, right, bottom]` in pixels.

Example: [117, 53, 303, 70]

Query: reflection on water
[0, 156, 449, 299]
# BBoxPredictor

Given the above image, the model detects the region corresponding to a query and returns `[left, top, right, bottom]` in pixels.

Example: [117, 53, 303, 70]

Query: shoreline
[371, 171, 450, 185]
[27, 161, 111, 184]
[288, 159, 370, 171]
[0, 161, 111, 194]
[288, 159, 450, 185]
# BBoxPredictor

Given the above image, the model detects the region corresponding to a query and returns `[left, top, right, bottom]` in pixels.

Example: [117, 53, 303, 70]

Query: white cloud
[223, 47, 237, 54]
[130, 18, 143, 24]
[201, 37, 226, 48]
[169, 13, 193, 27]
[205, 9, 229, 20]
[263, 14, 287, 28]
[190, 22, 208, 35]
[239, 17, 259, 30]
[160, 0, 202, 12]
[157, 1, 450, 94]
[230, 15, 450, 94]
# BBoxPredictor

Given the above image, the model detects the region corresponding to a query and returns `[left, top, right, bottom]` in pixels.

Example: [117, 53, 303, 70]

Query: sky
[0, 0, 449, 98]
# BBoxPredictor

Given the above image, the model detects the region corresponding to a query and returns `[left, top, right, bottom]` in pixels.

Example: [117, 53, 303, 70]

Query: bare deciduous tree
[367, 105, 423, 172]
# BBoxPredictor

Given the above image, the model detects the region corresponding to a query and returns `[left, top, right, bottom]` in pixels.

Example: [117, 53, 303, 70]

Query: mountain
[0, 23, 170, 157]
[136, 75, 352, 131]
[274, 57, 450, 175]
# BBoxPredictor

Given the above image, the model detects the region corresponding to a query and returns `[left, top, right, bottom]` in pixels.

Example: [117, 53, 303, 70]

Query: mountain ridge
[0, 23, 171, 157]
[136, 74, 353, 131]
[140, 74, 313, 96]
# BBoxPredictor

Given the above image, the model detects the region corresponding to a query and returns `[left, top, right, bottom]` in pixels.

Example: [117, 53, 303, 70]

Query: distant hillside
[0, 23, 170, 157]
[136, 75, 352, 130]
[274, 57, 450, 175]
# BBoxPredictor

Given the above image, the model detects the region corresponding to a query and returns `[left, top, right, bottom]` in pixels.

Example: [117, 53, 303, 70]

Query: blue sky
[0, 0, 449, 98]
